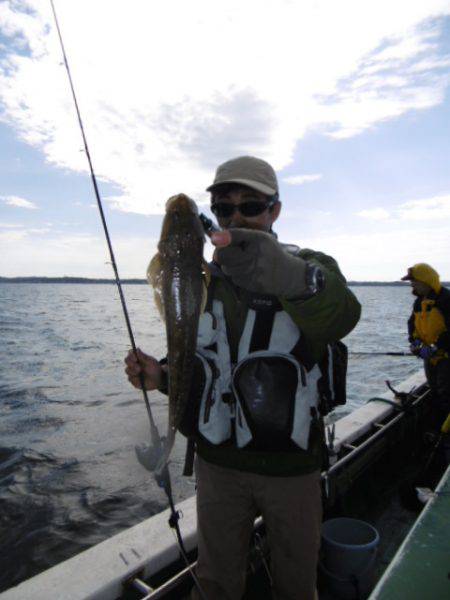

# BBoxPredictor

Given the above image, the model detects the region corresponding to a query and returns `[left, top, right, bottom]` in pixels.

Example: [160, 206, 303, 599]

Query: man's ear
[271, 201, 282, 223]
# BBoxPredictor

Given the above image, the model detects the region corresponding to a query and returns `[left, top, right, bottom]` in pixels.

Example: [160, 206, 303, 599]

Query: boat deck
[369, 464, 450, 600]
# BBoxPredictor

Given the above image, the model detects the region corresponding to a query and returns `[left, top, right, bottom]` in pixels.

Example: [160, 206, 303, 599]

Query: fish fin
[202, 259, 211, 285]
[147, 253, 165, 320]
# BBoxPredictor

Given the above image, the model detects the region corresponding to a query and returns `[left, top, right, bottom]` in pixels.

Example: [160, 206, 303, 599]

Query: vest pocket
[178, 352, 232, 445]
[232, 352, 315, 451]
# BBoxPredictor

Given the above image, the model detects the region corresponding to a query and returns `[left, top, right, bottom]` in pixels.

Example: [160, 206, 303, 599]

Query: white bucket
[320, 517, 379, 600]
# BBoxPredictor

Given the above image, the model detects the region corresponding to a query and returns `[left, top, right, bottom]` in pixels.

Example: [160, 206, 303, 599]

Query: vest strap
[249, 309, 276, 352]
[182, 437, 196, 476]
[291, 336, 315, 371]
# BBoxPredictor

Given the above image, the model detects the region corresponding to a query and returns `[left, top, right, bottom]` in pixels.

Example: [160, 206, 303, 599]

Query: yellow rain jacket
[407, 264, 450, 361]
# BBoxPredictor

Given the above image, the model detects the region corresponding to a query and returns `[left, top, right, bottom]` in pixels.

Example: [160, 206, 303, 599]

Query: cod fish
[147, 194, 208, 473]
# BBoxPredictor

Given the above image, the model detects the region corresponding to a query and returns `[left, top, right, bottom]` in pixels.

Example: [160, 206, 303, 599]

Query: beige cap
[206, 156, 278, 196]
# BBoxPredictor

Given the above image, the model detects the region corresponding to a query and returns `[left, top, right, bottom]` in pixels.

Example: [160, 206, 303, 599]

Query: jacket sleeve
[280, 249, 361, 360]
[436, 290, 450, 352]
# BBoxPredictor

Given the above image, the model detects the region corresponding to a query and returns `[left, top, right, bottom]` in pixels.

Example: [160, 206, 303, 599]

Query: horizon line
[3, 276, 449, 286]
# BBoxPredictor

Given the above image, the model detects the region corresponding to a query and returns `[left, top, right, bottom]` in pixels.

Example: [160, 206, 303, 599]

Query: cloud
[0, 229, 28, 242]
[397, 193, 450, 220]
[1, 194, 37, 209]
[0, 221, 25, 228]
[293, 225, 450, 281]
[355, 193, 450, 222]
[0, 226, 51, 242]
[283, 174, 323, 185]
[0, 1, 450, 214]
[296, 190, 450, 280]
[312, 21, 450, 139]
[357, 208, 391, 220]
[0, 228, 161, 277]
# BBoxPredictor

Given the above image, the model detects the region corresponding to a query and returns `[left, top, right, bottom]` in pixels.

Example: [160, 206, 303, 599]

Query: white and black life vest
[179, 292, 324, 452]
[175, 254, 348, 452]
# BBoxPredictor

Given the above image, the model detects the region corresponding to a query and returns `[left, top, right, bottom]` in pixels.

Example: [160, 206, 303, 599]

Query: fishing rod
[49, 4, 208, 598]
[350, 351, 414, 356]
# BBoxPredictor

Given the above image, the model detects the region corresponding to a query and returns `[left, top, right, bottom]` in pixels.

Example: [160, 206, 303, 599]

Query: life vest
[413, 298, 447, 347]
[182, 294, 325, 452]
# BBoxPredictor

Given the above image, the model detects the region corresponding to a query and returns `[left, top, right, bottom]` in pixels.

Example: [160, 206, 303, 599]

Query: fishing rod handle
[199, 213, 220, 237]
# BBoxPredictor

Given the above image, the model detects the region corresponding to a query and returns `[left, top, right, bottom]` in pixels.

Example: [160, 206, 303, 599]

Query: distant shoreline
[2, 276, 449, 286]
[0, 276, 147, 284]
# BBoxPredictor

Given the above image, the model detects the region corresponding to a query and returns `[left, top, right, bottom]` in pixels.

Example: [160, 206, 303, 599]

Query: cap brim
[206, 178, 277, 196]
[401, 275, 413, 281]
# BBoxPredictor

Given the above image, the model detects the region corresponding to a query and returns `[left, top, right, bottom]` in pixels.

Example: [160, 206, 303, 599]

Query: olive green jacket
[196, 247, 361, 476]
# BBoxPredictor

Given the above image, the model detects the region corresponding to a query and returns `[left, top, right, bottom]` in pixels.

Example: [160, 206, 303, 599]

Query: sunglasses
[211, 199, 276, 218]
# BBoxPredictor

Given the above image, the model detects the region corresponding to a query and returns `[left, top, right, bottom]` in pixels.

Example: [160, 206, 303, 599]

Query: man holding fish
[125, 156, 361, 600]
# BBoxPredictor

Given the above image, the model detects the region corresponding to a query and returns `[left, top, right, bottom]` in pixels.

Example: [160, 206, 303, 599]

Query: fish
[147, 193, 208, 474]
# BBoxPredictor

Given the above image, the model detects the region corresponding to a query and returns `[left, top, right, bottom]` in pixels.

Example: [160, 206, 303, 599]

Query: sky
[1, 0, 450, 281]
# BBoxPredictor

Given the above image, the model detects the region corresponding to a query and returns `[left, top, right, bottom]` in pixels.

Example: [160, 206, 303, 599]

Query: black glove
[215, 229, 308, 298]
[410, 340, 422, 356]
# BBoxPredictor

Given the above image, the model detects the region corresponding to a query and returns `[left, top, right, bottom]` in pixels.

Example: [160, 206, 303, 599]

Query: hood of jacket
[404, 263, 441, 293]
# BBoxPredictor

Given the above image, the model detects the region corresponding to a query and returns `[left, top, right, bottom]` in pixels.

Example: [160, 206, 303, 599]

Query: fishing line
[49, 0, 160, 447]
[50, 3, 208, 598]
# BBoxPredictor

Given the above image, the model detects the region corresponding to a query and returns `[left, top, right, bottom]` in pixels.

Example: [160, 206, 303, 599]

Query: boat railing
[324, 383, 429, 479]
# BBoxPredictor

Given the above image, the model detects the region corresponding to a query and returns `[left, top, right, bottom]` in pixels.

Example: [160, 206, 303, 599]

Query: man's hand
[211, 229, 307, 298]
[124, 348, 163, 391]
[418, 344, 437, 360]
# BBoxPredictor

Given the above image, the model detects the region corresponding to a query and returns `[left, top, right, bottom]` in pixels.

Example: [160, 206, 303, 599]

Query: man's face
[411, 280, 432, 297]
[211, 185, 281, 232]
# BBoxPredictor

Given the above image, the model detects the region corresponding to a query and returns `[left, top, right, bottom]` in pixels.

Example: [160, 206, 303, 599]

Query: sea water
[0, 283, 420, 591]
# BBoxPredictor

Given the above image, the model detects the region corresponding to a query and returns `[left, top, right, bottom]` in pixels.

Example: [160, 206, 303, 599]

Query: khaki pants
[191, 457, 322, 600]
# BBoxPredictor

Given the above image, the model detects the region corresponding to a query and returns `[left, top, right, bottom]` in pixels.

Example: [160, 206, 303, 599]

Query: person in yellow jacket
[402, 263, 450, 462]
